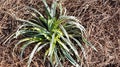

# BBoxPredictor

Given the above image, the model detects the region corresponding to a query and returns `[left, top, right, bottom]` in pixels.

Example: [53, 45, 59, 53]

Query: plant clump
[5, 0, 96, 67]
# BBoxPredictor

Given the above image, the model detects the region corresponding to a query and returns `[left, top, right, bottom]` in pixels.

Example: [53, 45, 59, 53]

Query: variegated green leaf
[27, 42, 41, 67]
[20, 41, 36, 59]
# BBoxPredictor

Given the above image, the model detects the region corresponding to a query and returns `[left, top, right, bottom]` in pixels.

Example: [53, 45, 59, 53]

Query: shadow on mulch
[0, 0, 120, 67]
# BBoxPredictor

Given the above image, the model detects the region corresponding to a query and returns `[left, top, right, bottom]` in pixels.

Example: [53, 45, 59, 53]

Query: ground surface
[0, 0, 120, 67]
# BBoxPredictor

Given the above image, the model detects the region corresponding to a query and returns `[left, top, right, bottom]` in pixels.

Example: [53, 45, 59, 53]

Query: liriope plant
[5, 0, 97, 67]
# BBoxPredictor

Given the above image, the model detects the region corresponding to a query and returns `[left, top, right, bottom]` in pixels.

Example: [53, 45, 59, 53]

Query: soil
[0, 0, 120, 67]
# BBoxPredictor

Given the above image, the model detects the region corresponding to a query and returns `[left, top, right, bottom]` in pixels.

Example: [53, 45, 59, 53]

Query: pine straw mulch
[0, 0, 120, 67]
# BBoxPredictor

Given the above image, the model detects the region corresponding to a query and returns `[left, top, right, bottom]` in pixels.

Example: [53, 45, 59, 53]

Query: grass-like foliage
[5, 0, 97, 67]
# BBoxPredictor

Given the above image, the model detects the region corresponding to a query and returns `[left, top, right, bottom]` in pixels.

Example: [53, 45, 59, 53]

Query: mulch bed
[0, 0, 120, 67]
